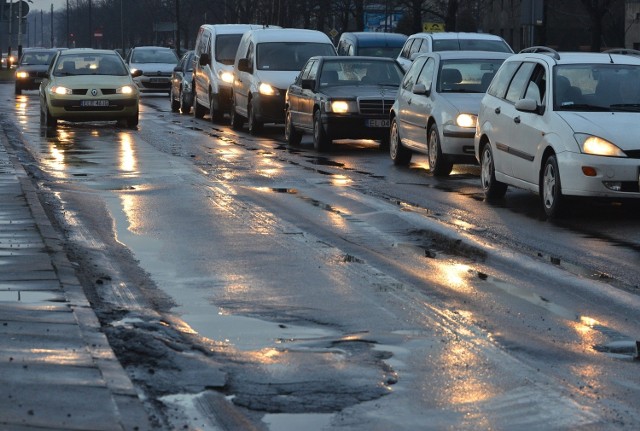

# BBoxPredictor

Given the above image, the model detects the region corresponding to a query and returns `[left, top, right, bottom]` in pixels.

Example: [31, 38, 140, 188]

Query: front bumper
[253, 92, 286, 124]
[135, 75, 172, 92]
[323, 114, 390, 140]
[48, 96, 139, 121]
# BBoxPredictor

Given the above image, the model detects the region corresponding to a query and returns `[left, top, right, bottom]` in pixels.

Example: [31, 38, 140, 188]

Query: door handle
[494, 107, 501, 114]
[514, 116, 521, 124]
[407, 99, 412, 105]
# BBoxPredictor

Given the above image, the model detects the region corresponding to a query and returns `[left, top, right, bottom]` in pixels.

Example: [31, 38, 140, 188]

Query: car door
[300, 60, 320, 129]
[234, 41, 254, 118]
[396, 56, 432, 148]
[288, 59, 316, 127]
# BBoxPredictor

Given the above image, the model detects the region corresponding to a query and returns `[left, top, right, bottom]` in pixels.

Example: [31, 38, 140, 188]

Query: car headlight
[50, 86, 72, 95]
[259, 82, 279, 96]
[575, 134, 626, 157]
[219, 71, 234, 83]
[456, 113, 477, 128]
[15, 71, 29, 79]
[326, 100, 357, 113]
[116, 85, 136, 95]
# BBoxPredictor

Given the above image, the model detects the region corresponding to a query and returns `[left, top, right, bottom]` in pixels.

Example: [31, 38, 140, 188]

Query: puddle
[0, 290, 64, 303]
[262, 413, 334, 430]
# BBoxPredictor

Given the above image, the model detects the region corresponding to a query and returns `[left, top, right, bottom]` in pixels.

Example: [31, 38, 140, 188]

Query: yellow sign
[423, 22, 445, 32]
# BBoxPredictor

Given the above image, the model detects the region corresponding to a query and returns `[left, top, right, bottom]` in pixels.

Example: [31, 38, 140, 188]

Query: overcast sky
[25, 1, 65, 13]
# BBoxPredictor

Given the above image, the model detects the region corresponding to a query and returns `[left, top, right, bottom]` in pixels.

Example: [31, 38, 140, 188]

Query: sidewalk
[0, 133, 153, 429]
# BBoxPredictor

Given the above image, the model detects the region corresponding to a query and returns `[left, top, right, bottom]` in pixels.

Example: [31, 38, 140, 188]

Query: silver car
[389, 51, 511, 176]
[125, 46, 179, 93]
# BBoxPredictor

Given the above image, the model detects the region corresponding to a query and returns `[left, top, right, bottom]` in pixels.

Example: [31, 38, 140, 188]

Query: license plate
[366, 119, 389, 128]
[34, 78, 41, 84]
[80, 100, 109, 107]
[150, 77, 168, 83]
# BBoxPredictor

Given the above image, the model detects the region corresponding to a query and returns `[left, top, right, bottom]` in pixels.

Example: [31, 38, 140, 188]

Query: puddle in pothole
[0, 290, 64, 303]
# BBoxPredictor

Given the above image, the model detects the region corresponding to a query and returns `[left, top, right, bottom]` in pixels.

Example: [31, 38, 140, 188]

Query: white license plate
[150, 77, 168, 83]
[80, 100, 109, 107]
[366, 119, 389, 128]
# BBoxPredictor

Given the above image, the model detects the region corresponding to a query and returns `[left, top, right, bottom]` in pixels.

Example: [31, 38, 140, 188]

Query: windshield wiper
[609, 103, 640, 112]
[557, 103, 610, 111]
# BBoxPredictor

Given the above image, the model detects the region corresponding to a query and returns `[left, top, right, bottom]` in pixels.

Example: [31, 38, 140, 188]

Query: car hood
[256, 70, 300, 91]
[16, 65, 49, 72]
[129, 62, 176, 73]
[556, 111, 640, 150]
[321, 84, 399, 99]
[438, 92, 484, 113]
[50, 75, 136, 90]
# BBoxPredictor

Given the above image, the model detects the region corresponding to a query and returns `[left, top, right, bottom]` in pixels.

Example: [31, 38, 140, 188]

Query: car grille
[70, 89, 118, 95]
[358, 98, 394, 115]
[143, 71, 172, 77]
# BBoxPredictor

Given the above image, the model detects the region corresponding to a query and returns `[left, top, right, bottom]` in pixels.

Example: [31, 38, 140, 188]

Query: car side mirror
[173, 65, 181, 72]
[131, 69, 142, 78]
[412, 83, 430, 96]
[515, 98, 539, 113]
[237, 58, 252, 73]
[301, 79, 315, 91]
[199, 53, 210, 66]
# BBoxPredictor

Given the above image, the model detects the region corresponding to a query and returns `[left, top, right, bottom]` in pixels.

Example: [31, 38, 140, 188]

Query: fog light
[603, 181, 622, 191]
[581, 166, 597, 176]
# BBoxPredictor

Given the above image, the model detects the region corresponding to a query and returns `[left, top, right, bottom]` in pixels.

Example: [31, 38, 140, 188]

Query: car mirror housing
[412, 83, 430, 96]
[515, 98, 539, 113]
[131, 69, 143, 78]
[237, 58, 251, 73]
[301, 79, 315, 91]
[199, 53, 210, 66]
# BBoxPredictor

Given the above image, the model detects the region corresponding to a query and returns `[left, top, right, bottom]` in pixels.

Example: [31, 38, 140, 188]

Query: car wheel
[541, 154, 565, 218]
[480, 143, 507, 200]
[285, 109, 302, 146]
[209, 93, 223, 123]
[170, 89, 180, 112]
[428, 124, 453, 177]
[126, 110, 139, 129]
[248, 99, 263, 135]
[14, 85, 21, 96]
[230, 95, 244, 130]
[313, 110, 331, 152]
[193, 90, 206, 119]
[179, 90, 191, 115]
[389, 118, 412, 165]
[44, 103, 57, 128]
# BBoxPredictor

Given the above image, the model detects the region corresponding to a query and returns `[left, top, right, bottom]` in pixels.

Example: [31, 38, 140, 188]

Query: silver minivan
[230, 28, 337, 134]
[192, 24, 274, 122]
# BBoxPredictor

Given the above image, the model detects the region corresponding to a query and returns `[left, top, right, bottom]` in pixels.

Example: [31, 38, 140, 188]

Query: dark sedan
[170, 50, 194, 114]
[15, 48, 63, 95]
[285, 56, 404, 151]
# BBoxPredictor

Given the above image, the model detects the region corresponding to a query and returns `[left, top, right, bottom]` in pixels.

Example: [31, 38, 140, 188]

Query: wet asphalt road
[4, 85, 640, 430]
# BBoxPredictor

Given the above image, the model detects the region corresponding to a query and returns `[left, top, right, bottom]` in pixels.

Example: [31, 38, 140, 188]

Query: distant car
[336, 32, 407, 58]
[285, 56, 404, 151]
[15, 48, 63, 95]
[39, 48, 142, 129]
[125, 46, 179, 93]
[2, 51, 18, 69]
[475, 47, 640, 217]
[170, 50, 194, 114]
[396, 32, 513, 71]
[389, 51, 511, 176]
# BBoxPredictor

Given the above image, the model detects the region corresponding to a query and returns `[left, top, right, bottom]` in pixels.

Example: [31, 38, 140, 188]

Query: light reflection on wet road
[5, 87, 640, 430]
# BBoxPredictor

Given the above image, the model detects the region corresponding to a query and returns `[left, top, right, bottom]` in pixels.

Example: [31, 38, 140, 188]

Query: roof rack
[603, 48, 640, 57]
[519, 46, 560, 60]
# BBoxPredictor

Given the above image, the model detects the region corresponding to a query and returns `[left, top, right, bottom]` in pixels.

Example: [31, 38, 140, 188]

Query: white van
[192, 24, 275, 122]
[230, 28, 337, 134]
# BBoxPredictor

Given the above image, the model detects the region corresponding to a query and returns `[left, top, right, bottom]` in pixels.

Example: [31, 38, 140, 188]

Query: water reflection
[119, 133, 137, 174]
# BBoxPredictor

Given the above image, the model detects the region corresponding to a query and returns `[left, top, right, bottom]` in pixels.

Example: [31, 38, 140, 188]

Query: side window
[505, 62, 536, 103]
[401, 56, 427, 91]
[307, 60, 319, 80]
[400, 39, 414, 59]
[246, 42, 254, 65]
[337, 41, 346, 56]
[409, 39, 423, 57]
[299, 60, 316, 80]
[524, 65, 546, 105]
[487, 61, 520, 99]
[416, 57, 435, 88]
[348, 45, 355, 56]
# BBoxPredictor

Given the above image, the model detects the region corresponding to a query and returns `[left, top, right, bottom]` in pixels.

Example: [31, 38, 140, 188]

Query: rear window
[358, 46, 403, 58]
[433, 39, 512, 53]
[257, 42, 336, 71]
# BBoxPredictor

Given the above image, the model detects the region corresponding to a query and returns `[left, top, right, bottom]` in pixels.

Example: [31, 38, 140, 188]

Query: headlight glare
[577, 134, 626, 157]
[259, 83, 278, 95]
[327, 100, 356, 113]
[456, 113, 477, 128]
[219, 71, 234, 83]
[51, 86, 72, 95]
[117, 85, 135, 94]
[16, 71, 28, 79]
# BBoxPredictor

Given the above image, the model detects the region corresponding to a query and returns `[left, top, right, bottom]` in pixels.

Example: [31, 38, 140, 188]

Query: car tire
[480, 143, 507, 200]
[179, 90, 191, 115]
[126, 111, 139, 129]
[170, 89, 180, 112]
[14, 85, 21, 96]
[389, 118, 412, 165]
[193, 90, 206, 119]
[209, 93, 224, 123]
[248, 99, 263, 135]
[230, 95, 244, 130]
[44, 103, 57, 128]
[285, 109, 302, 146]
[541, 154, 565, 218]
[313, 110, 331, 152]
[428, 124, 453, 177]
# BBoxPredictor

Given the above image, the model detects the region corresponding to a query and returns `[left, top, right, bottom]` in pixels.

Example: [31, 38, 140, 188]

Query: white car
[389, 51, 511, 176]
[474, 47, 640, 217]
[125, 46, 179, 93]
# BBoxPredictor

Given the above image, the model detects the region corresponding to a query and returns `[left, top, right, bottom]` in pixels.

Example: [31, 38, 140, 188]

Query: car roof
[410, 32, 506, 41]
[317, 55, 399, 62]
[244, 28, 332, 43]
[199, 24, 276, 35]
[513, 49, 640, 66]
[59, 48, 121, 56]
[422, 50, 513, 60]
[341, 32, 407, 42]
[130, 46, 174, 50]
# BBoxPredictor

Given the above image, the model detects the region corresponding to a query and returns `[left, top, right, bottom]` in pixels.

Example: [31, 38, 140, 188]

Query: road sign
[423, 22, 445, 32]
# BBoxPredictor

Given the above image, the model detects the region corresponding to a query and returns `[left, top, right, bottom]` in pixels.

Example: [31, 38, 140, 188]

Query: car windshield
[437, 59, 506, 93]
[554, 64, 640, 112]
[319, 59, 404, 86]
[215, 34, 243, 65]
[131, 49, 178, 64]
[257, 42, 336, 71]
[433, 39, 513, 53]
[20, 51, 55, 65]
[53, 54, 129, 76]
